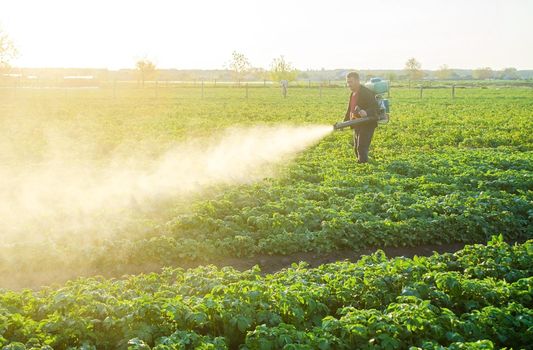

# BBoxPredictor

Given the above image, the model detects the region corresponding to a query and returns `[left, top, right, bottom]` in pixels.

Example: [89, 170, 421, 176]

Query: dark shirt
[344, 85, 379, 126]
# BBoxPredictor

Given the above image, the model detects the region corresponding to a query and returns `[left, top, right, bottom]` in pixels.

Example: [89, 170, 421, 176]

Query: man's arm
[343, 104, 351, 121]
[343, 94, 351, 121]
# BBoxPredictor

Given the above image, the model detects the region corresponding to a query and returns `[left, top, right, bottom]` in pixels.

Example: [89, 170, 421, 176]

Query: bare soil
[220, 242, 468, 274]
[3, 241, 469, 291]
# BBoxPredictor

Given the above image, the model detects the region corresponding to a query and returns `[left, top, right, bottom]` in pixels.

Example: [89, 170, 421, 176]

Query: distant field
[2, 83, 531, 159]
[0, 84, 531, 288]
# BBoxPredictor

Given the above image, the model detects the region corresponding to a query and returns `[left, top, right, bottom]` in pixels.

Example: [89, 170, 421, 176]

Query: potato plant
[0, 237, 531, 349]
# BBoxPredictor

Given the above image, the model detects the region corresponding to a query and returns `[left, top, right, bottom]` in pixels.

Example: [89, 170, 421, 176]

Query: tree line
[134, 51, 297, 87]
[403, 57, 522, 81]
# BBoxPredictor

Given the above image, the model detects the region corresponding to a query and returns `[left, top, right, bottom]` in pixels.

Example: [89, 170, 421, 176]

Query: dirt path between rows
[4, 241, 471, 291]
[220, 242, 468, 274]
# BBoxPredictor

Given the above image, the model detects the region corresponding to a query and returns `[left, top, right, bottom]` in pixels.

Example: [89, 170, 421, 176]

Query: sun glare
[2, 0, 532, 70]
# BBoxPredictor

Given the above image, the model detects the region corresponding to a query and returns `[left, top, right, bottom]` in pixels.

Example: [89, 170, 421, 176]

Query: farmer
[344, 71, 379, 163]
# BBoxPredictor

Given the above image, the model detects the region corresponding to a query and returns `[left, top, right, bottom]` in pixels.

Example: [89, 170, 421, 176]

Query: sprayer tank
[364, 78, 389, 95]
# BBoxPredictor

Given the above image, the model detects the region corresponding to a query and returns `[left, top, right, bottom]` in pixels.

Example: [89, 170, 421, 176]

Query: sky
[1, 0, 532, 71]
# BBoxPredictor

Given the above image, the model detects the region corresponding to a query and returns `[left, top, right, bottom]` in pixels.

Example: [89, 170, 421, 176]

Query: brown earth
[3, 241, 469, 291]
[222, 242, 468, 274]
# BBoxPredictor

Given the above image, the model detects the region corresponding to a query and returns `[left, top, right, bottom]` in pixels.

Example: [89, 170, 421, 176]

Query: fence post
[308, 80, 311, 88]
[263, 79, 266, 87]
[201, 81, 204, 99]
[319, 83, 322, 98]
[419, 85, 423, 99]
[452, 84, 455, 99]
[246, 83, 248, 99]
[155, 80, 159, 98]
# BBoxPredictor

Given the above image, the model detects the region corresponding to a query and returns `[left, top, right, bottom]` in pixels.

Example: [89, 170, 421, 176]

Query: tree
[449, 71, 461, 80]
[298, 71, 309, 79]
[472, 67, 493, 80]
[500, 67, 519, 80]
[404, 58, 423, 84]
[0, 28, 18, 72]
[385, 72, 397, 82]
[227, 51, 250, 84]
[248, 67, 269, 81]
[135, 59, 156, 88]
[270, 55, 297, 82]
[436, 64, 452, 80]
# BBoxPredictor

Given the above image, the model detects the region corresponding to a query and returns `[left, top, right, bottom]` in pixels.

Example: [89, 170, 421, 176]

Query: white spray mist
[0, 124, 332, 245]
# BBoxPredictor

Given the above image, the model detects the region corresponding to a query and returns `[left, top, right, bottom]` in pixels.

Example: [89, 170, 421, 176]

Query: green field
[1, 238, 532, 349]
[0, 84, 532, 348]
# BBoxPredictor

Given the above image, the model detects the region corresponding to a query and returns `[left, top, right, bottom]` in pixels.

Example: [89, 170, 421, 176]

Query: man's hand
[350, 109, 368, 119]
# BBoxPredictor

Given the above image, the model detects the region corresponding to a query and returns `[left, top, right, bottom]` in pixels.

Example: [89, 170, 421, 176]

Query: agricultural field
[0, 83, 532, 348]
[1, 237, 532, 349]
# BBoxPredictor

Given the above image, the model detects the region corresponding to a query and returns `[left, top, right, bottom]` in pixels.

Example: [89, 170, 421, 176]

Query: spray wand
[333, 106, 379, 131]
[333, 117, 379, 131]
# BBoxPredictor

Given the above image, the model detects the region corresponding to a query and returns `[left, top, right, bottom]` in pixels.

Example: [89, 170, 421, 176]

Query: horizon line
[7, 66, 533, 72]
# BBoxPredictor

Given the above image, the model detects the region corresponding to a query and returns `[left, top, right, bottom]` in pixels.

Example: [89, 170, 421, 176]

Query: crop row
[1, 87, 532, 287]
[6, 144, 530, 281]
[1, 236, 532, 349]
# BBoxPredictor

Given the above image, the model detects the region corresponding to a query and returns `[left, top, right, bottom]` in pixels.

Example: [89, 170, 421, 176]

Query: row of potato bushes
[1, 236, 531, 349]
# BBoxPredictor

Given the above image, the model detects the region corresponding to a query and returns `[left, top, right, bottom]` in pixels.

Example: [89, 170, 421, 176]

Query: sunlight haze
[2, 0, 532, 70]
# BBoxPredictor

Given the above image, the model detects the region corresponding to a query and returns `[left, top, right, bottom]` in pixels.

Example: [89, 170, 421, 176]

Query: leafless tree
[404, 58, 423, 86]
[135, 59, 157, 88]
[227, 51, 250, 85]
[0, 28, 18, 73]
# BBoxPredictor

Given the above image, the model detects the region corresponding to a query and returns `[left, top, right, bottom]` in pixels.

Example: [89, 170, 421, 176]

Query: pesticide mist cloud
[0, 124, 331, 245]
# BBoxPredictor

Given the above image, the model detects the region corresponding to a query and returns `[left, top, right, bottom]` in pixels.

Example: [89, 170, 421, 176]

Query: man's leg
[356, 124, 376, 163]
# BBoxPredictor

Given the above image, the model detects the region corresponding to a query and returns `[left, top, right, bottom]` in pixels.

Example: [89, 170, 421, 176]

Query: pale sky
[2, 0, 532, 70]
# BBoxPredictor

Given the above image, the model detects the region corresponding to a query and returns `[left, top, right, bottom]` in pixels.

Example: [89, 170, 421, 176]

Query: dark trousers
[352, 123, 376, 163]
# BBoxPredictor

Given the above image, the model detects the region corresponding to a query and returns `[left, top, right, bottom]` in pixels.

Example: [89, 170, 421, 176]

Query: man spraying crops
[344, 71, 378, 163]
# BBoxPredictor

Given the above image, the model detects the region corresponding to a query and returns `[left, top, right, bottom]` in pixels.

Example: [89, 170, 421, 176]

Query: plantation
[0, 84, 532, 348]
[1, 85, 531, 281]
[1, 237, 531, 349]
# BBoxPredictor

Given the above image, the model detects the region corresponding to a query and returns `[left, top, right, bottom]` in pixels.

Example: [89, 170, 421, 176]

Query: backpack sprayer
[333, 78, 390, 131]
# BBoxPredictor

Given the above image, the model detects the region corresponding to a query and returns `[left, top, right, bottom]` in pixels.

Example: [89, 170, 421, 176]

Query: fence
[2, 76, 527, 101]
